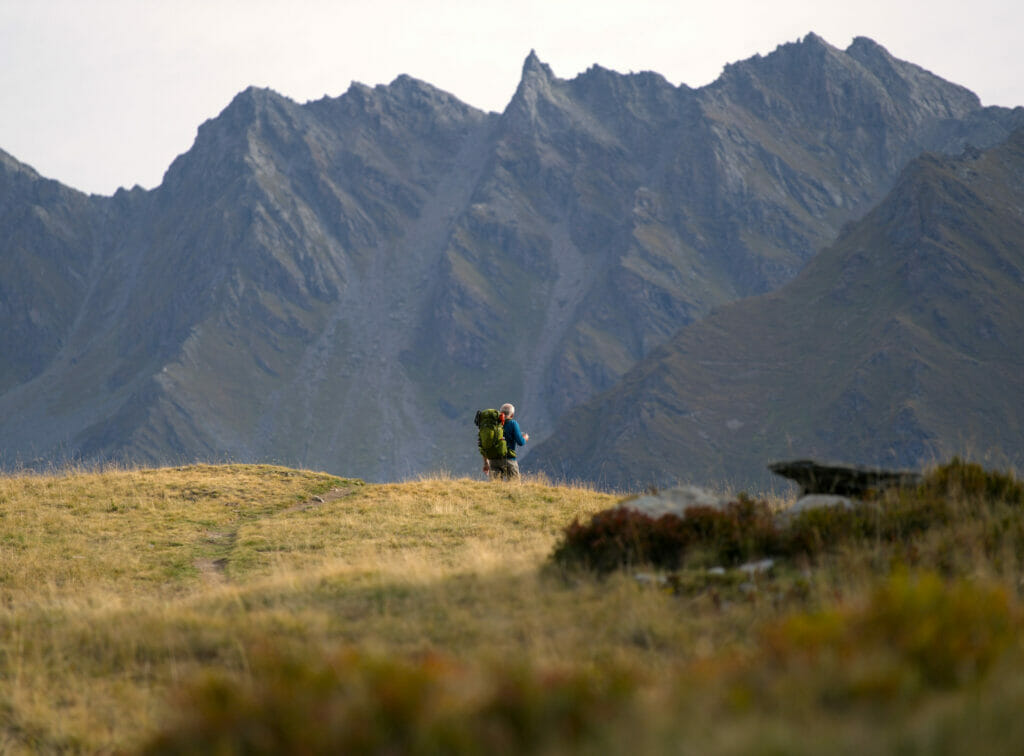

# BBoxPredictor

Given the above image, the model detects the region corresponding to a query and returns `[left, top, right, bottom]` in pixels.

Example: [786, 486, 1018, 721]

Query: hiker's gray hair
[500, 403, 515, 417]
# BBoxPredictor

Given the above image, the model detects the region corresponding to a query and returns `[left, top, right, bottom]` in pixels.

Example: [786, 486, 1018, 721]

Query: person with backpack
[479, 403, 528, 479]
[476, 403, 529, 481]
[497, 403, 528, 479]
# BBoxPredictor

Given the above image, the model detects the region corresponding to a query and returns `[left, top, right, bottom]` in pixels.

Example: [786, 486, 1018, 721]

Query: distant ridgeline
[1, 33, 1023, 488]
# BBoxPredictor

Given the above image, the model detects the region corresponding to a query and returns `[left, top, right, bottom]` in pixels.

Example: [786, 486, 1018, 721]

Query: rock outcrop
[768, 459, 923, 497]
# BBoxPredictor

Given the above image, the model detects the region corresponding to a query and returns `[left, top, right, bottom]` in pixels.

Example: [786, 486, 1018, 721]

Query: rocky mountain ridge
[1, 33, 1022, 483]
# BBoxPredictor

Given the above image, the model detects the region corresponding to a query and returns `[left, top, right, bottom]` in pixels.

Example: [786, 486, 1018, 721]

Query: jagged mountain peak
[159, 92, 300, 192]
[846, 36, 980, 116]
[233, 84, 291, 104]
[726, 31, 840, 69]
[846, 35, 891, 57]
[801, 30, 828, 45]
[571, 61, 678, 96]
[710, 31, 859, 110]
[719, 31, 854, 81]
[340, 74, 467, 108]
[706, 30, 983, 142]
[377, 74, 486, 122]
[387, 72, 448, 98]
[167, 86, 299, 153]
[521, 49, 554, 79]
[312, 75, 486, 138]
[216, 85, 299, 127]
[339, 80, 374, 100]
[502, 49, 648, 141]
[505, 50, 561, 118]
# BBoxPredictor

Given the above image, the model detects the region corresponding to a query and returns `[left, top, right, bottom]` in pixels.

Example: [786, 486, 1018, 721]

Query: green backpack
[475, 409, 508, 460]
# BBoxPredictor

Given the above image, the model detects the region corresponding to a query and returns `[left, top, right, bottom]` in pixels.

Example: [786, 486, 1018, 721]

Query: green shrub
[923, 457, 1024, 504]
[783, 491, 954, 558]
[783, 505, 866, 556]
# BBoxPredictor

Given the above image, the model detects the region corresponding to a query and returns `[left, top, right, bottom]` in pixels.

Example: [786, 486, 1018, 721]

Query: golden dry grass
[4, 462, 1024, 754]
[1, 464, 654, 752]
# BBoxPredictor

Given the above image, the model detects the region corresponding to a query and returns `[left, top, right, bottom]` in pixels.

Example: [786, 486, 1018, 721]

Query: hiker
[483, 403, 529, 481]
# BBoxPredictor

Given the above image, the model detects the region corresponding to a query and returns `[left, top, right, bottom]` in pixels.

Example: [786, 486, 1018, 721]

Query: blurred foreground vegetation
[2, 460, 1024, 753]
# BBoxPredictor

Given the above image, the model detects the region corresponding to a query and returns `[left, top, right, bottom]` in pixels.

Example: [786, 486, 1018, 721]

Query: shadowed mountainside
[533, 128, 1024, 492]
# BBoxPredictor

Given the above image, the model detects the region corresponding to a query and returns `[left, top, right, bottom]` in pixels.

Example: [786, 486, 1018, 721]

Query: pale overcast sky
[1, 0, 1021, 196]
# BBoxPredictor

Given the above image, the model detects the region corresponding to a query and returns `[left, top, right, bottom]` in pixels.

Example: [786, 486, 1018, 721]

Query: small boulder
[617, 484, 730, 518]
[781, 494, 854, 519]
[738, 558, 775, 575]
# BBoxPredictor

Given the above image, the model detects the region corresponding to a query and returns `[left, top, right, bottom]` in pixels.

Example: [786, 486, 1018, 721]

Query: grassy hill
[3, 463, 1024, 753]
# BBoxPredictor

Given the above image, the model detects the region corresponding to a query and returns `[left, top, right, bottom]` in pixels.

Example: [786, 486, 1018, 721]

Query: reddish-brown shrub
[551, 497, 780, 574]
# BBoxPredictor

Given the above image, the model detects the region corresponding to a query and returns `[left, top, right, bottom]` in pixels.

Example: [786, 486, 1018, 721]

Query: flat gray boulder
[617, 484, 730, 518]
[781, 494, 854, 519]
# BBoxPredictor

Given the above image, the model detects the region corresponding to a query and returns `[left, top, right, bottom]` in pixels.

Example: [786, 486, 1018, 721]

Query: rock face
[2, 34, 1023, 480]
[533, 128, 1024, 492]
[0, 151, 115, 393]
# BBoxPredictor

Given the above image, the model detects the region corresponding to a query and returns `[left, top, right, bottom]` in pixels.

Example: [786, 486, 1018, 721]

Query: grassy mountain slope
[0, 464, 616, 752]
[535, 129, 1024, 491]
[4, 463, 1024, 753]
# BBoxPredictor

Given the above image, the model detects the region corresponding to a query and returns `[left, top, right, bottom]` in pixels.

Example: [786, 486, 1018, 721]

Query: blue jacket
[503, 419, 526, 458]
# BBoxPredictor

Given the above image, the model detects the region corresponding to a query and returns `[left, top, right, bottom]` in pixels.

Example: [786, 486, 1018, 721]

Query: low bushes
[142, 572, 1024, 754]
[748, 570, 1018, 706]
[142, 648, 637, 755]
[923, 457, 1024, 504]
[551, 459, 1024, 575]
[550, 495, 780, 574]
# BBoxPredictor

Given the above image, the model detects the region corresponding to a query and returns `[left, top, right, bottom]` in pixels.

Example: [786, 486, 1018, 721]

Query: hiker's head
[500, 403, 515, 418]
